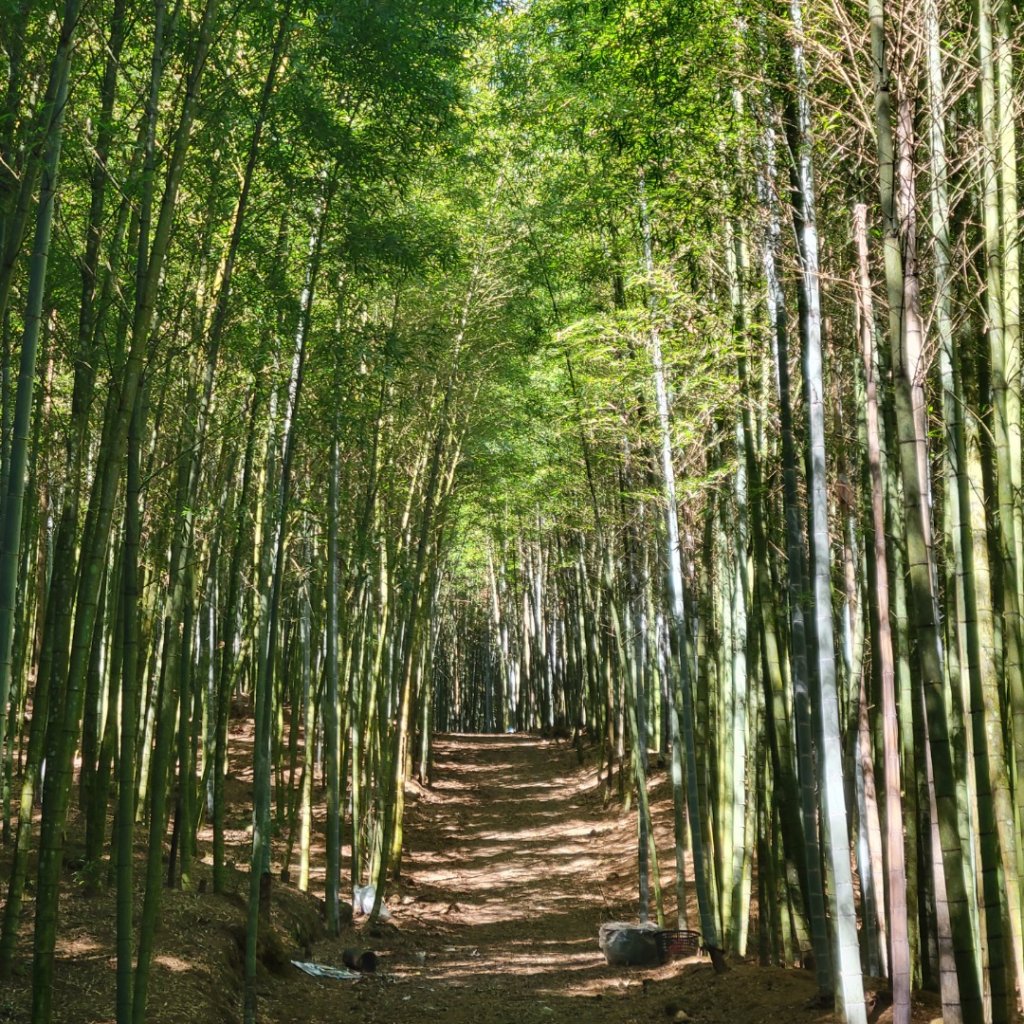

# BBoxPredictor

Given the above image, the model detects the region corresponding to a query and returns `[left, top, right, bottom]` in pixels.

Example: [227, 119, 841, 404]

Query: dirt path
[261, 734, 844, 1024]
[401, 734, 641, 987]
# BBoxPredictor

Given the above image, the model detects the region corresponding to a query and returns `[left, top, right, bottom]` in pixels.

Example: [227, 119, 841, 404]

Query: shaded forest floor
[0, 730, 943, 1024]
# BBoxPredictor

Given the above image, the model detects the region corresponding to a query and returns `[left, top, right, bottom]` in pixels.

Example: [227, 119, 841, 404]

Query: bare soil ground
[0, 731, 941, 1024]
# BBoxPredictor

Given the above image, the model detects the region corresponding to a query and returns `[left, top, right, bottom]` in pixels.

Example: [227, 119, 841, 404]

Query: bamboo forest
[7, 0, 1024, 1022]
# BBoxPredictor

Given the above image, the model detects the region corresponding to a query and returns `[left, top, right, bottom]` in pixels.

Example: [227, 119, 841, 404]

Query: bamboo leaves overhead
[5, 1, 1024, 1023]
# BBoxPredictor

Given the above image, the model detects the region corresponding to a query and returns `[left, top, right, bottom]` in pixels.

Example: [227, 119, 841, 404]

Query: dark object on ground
[600, 923, 704, 967]
[599, 922, 662, 967]
[342, 948, 379, 973]
[655, 929, 700, 962]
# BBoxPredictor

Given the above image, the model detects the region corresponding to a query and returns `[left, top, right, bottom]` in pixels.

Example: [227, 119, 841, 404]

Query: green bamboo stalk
[0, 0, 79, 779]
[116, 389, 144, 1024]
[852, 203, 910, 1022]
[787, 3, 865, 1016]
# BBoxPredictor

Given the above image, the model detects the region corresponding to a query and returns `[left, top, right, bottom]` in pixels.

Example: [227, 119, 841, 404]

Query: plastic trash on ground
[598, 921, 662, 967]
[352, 884, 392, 920]
[291, 960, 362, 981]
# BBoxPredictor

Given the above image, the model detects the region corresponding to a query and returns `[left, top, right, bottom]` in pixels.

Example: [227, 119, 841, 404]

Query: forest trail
[0, 732, 926, 1023]
[258, 735, 842, 1024]
[393, 734, 635, 983]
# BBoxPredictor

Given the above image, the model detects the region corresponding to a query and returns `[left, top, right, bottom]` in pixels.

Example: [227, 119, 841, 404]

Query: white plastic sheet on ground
[352, 884, 391, 919]
[290, 960, 362, 981]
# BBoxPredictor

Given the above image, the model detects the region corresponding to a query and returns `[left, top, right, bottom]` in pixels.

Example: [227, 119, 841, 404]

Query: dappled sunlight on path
[403, 735, 632, 937]
[260, 735, 840, 1024]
